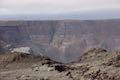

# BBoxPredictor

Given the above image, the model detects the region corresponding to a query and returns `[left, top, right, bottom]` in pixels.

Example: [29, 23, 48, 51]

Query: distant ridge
[0, 19, 120, 63]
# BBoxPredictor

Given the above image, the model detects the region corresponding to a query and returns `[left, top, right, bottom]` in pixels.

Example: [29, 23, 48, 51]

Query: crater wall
[0, 20, 120, 63]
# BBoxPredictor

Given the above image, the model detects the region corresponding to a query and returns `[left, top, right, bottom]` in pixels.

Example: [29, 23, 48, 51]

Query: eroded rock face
[0, 20, 120, 63]
[11, 47, 32, 54]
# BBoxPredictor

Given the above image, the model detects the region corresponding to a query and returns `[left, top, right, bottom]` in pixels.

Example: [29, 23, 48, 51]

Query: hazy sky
[0, 0, 120, 20]
[0, 0, 120, 19]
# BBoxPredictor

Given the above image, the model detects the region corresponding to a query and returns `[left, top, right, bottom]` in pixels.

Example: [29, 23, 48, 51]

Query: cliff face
[0, 20, 120, 63]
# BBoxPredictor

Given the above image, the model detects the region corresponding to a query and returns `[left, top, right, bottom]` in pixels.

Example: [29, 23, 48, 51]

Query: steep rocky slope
[0, 48, 120, 80]
[0, 20, 120, 63]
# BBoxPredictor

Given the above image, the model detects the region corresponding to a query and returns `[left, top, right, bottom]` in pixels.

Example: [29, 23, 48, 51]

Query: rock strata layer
[0, 20, 120, 63]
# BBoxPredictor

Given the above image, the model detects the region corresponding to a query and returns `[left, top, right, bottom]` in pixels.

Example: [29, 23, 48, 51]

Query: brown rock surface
[0, 49, 120, 80]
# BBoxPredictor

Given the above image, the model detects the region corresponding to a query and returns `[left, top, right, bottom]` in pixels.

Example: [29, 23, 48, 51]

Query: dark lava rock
[54, 64, 69, 72]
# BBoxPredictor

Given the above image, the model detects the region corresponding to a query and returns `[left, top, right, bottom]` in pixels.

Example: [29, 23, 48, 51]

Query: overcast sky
[0, 0, 120, 19]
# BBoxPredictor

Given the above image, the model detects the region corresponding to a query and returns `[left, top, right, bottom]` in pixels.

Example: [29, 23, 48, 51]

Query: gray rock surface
[0, 20, 120, 63]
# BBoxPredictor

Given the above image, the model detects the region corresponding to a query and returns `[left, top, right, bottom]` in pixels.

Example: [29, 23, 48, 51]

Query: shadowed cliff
[0, 19, 120, 63]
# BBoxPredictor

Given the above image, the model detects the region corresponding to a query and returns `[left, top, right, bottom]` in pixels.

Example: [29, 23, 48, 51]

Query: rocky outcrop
[0, 48, 120, 80]
[0, 20, 120, 63]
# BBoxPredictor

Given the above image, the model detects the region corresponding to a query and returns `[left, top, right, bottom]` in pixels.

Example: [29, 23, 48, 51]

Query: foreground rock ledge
[0, 48, 120, 80]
